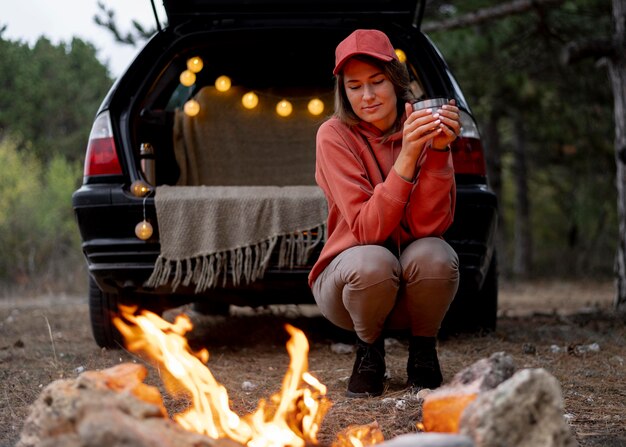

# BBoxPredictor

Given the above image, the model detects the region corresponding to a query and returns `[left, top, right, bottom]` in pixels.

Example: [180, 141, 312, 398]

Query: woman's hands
[430, 99, 461, 150]
[393, 99, 461, 182]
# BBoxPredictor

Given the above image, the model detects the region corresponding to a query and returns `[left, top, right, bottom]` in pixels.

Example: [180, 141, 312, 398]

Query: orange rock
[81, 363, 166, 413]
[421, 393, 477, 433]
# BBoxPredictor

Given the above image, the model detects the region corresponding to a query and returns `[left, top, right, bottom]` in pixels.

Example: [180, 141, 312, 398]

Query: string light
[215, 75, 232, 92]
[241, 91, 259, 109]
[185, 90, 329, 117]
[307, 98, 324, 116]
[180, 70, 196, 87]
[178, 69, 331, 117]
[395, 48, 407, 63]
[276, 99, 293, 117]
[187, 56, 204, 73]
[184, 99, 201, 116]
[135, 220, 154, 240]
[131, 180, 151, 197]
[135, 194, 153, 240]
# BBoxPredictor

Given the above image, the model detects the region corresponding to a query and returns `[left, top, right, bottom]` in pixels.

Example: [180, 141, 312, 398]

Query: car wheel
[440, 253, 499, 337]
[88, 277, 172, 349]
[88, 276, 124, 349]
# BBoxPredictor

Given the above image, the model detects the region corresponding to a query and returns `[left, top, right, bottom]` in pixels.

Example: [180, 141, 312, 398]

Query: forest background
[0, 0, 616, 297]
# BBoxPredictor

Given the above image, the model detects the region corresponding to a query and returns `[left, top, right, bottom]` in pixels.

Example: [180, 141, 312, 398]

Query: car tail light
[83, 111, 123, 177]
[450, 111, 486, 176]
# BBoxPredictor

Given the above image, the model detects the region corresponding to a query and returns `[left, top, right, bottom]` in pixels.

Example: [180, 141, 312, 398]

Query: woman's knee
[401, 238, 459, 279]
[339, 245, 401, 289]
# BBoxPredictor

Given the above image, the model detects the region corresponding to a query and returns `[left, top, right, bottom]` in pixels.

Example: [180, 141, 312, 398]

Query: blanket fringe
[144, 225, 324, 293]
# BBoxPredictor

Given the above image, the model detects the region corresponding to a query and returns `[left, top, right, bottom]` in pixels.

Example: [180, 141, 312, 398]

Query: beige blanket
[145, 185, 327, 292]
[173, 85, 328, 186]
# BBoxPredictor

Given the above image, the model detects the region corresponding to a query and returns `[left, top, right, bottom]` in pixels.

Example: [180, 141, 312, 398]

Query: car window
[166, 84, 194, 111]
[137, 30, 434, 187]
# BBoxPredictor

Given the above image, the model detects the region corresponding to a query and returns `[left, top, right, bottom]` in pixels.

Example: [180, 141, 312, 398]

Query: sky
[2, 0, 167, 78]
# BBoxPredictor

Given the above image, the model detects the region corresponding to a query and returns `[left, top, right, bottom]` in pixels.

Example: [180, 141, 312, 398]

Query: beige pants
[311, 237, 459, 343]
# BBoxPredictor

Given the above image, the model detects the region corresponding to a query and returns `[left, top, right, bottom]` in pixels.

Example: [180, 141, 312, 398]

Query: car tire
[440, 253, 499, 337]
[88, 276, 124, 349]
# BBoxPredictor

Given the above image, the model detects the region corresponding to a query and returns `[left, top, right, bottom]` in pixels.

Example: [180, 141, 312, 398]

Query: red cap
[333, 29, 399, 75]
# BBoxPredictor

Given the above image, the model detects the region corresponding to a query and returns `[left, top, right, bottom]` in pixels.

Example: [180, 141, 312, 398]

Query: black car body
[72, 0, 498, 348]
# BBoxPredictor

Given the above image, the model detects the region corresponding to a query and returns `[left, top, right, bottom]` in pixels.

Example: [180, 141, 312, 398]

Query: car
[72, 0, 499, 348]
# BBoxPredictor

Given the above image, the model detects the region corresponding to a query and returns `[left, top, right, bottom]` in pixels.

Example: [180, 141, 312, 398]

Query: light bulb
[184, 99, 200, 116]
[131, 180, 151, 197]
[276, 99, 293, 117]
[307, 98, 324, 116]
[395, 48, 407, 63]
[135, 220, 153, 240]
[180, 70, 196, 87]
[242, 91, 259, 109]
[187, 56, 203, 73]
[215, 75, 231, 92]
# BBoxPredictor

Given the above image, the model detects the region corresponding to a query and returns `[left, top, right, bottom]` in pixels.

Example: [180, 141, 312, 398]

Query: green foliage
[0, 31, 111, 292]
[0, 139, 83, 288]
[0, 33, 113, 162]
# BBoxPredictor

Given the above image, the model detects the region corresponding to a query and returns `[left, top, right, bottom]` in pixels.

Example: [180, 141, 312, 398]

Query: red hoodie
[308, 116, 456, 287]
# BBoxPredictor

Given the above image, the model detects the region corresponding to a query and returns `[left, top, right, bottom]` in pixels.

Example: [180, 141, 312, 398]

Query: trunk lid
[162, 0, 425, 28]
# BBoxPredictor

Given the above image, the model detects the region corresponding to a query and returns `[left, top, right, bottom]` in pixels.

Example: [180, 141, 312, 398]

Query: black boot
[407, 336, 443, 391]
[346, 336, 386, 397]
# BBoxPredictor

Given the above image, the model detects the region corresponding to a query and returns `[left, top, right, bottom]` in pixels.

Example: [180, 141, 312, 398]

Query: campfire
[17, 307, 580, 447]
[113, 306, 378, 447]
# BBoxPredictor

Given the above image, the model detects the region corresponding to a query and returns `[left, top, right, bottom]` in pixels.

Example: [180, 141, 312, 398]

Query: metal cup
[412, 97, 449, 113]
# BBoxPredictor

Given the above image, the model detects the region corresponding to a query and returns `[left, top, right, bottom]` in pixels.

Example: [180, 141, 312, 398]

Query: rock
[420, 354, 577, 447]
[76, 410, 223, 447]
[16, 363, 237, 447]
[421, 352, 516, 433]
[522, 343, 536, 355]
[448, 352, 516, 392]
[330, 343, 354, 354]
[416, 388, 434, 400]
[378, 432, 475, 447]
[384, 338, 402, 349]
[382, 398, 408, 410]
[459, 368, 578, 447]
[573, 343, 600, 354]
[241, 380, 257, 391]
[422, 392, 480, 433]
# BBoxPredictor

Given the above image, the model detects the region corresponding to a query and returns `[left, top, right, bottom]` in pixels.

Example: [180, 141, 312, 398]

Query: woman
[308, 29, 461, 397]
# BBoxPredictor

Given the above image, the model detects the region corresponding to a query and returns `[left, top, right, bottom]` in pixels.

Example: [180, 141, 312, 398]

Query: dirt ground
[1, 279, 625, 447]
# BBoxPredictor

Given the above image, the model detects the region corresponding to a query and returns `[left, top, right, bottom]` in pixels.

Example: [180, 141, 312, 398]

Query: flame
[331, 422, 384, 447]
[113, 306, 344, 447]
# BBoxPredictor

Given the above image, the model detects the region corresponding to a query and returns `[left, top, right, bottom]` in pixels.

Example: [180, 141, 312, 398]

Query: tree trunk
[512, 112, 532, 278]
[483, 108, 506, 271]
[611, 0, 626, 318]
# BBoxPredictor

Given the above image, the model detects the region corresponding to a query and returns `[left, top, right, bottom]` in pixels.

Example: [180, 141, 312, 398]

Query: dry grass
[0, 280, 624, 447]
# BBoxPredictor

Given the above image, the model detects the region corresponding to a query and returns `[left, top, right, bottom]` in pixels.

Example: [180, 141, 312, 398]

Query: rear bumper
[73, 181, 497, 300]
[444, 183, 498, 293]
[72, 183, 316, 303]
[76, 235, 315, 305]
[73, 183, 158, 294]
